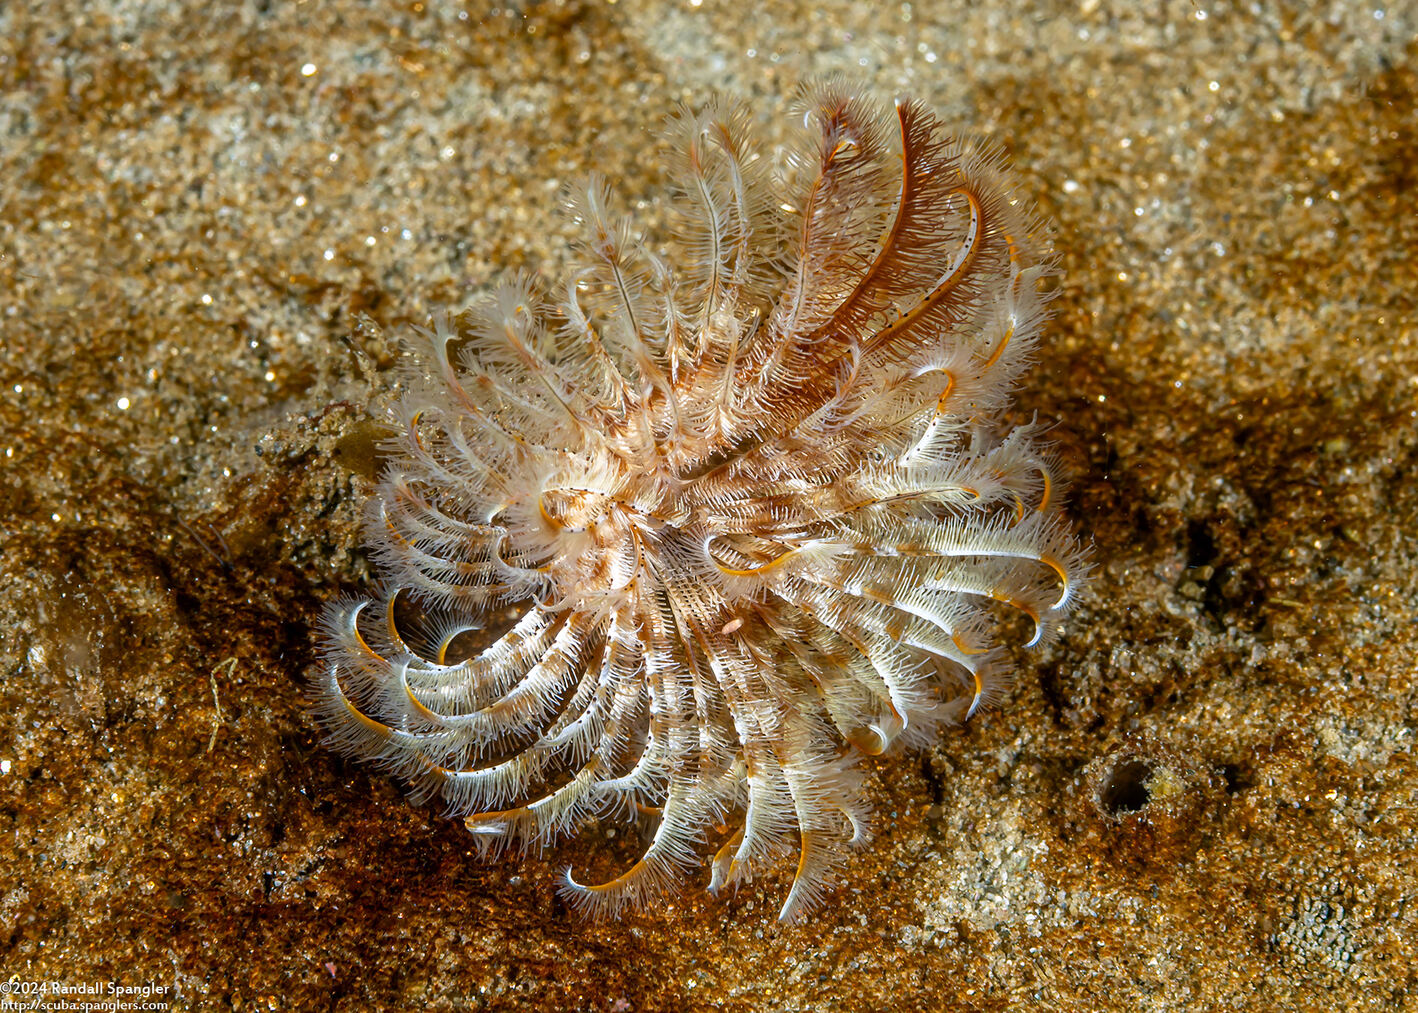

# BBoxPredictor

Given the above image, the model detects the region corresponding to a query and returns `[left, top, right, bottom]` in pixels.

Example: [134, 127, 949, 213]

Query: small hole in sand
[1099, 759, 1153, 815]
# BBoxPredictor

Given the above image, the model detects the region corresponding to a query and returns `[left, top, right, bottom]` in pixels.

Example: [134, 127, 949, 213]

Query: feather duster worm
[312, 84, 1090, 922]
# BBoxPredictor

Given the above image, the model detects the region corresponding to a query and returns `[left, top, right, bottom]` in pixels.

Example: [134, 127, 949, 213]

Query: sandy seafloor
[2, 1, 1416, 1009]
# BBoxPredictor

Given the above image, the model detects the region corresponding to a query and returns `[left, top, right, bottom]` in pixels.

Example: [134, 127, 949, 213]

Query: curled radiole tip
[312, 80, 1091, 922]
